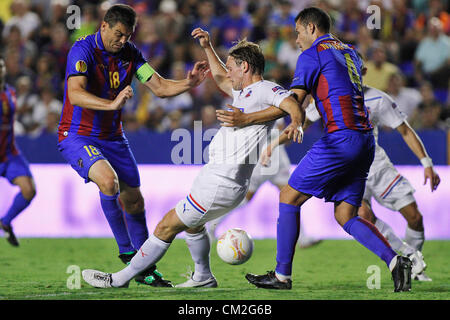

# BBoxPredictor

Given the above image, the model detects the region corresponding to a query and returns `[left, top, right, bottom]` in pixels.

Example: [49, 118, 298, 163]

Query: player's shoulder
[364, 86, 394, 103]
[258, 80, 287, 93]
[71, 33, 96, 52]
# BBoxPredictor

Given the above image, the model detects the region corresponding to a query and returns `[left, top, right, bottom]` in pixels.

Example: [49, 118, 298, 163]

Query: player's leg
[109, 208, 188, 287]
[358, 200, 415, 256]
[0, 155, 36, 246]
[399, 202, 424, 251]
[88, 159, 134, 254]
[118, 181, 147, 251]
[176, 224, 218, 287]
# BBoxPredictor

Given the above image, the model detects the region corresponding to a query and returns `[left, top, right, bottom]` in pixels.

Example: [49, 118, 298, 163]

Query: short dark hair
[228, 39, 265, 75]
[295, 7, 331, 33]
[104, 4, 137, 30]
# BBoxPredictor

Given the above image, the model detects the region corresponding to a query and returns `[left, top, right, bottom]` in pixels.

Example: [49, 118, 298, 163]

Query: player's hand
[110, 85, 133, 110]
[216, 104, 249, 127]
[191, 28, 211, 49]
[284, 121, 303, 143]
[260, 145, 273, 167]
[187, 61, 209, 88]
[424, 167, 440, 192]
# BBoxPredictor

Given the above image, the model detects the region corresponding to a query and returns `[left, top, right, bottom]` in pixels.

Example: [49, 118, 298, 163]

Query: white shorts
[363, 164, 416, 211]
[248, 145, 291, 192]
[175, 164, 248, 228]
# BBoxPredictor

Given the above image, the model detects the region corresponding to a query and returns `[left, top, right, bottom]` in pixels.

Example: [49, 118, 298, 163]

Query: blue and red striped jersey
[0, 84, 19, 162]
[58, 31, 147, 142]
[291, 34, 372, 133]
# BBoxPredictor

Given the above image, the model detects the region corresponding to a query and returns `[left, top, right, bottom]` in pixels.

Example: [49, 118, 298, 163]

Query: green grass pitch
[0, 238, 449, 300]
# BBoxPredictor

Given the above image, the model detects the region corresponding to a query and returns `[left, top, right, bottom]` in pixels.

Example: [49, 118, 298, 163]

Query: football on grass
[216, 228, 254, 265]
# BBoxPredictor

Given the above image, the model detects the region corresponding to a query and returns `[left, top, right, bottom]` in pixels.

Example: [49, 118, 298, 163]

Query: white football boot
[176, 273, 218, 288]
[413, 271, 432, 281]
[82, 269, 129, 288]
[408, 251, 427, 276]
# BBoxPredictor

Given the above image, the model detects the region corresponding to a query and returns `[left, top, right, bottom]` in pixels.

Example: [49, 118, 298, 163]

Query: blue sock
[343, 216, 397, 267]
[275, 203, 301, 277]
[124, 211, 149, 250]
[99, 191, 134, 254]
[1, 192, 31, 226]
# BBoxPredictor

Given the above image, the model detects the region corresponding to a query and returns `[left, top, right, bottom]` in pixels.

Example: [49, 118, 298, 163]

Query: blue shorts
[288, 129, 375, 207]
[57, 134, 140, 187]
[0, 154, 33, 184]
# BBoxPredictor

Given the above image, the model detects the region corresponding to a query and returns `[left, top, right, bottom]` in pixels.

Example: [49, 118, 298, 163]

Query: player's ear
[362, 67, 368, 76]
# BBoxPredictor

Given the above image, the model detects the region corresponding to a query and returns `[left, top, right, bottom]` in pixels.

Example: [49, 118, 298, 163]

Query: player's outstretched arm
[396, 121, 440, 191]
[143, 61, 209, 98]
[278, 95, 305, 143]
[68, 76, 133, 110]
[217, 105, 287, 127]
[192, 28, 232, 96]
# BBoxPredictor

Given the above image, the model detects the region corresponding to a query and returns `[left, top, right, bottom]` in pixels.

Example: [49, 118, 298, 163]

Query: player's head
[226, 39, 265, 90]
[101, 4, 137, 53]
[294, 7, 331, 50]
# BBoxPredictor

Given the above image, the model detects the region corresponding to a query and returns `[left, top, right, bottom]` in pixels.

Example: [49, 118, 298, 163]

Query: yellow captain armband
[136, 63, 155, 83]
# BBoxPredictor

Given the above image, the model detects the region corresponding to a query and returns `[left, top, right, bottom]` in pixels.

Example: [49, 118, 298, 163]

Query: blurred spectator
[34, 53, 62, 98]
[30, 86, 62, 136]
[69, 4, 99, 43]
[269, 0, 296, 40]
[4, 48, 34, 89]
[201, 104, 220, 130]
[2, 24, 37, 70]
[217, 1, 252, 49]
[335, 0, 365, 43]
[363, 42, 400, 91]
[15, 75, 38, 134]
[277, 27, 300, 73]
[190, 0, 220, 45]
[42, 22, 70, 85]
[416, 103, 446, 130]
[414, 17, 450, 88]
[154, 0, 186, 46]
[259, 25, 283, 74]
[192, 77, 226, 120]
[385, 73, 422, 120]
[3, 0, 41, 40]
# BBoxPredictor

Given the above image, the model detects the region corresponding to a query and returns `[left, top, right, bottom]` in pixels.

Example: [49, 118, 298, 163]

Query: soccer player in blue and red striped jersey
[217, 7, 412, 292]
[0, 57, 36, 247]
[57, 4, 208, 287]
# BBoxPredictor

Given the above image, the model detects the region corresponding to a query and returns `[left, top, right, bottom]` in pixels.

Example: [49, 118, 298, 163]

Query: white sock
[275, 271, 291, 282]
[185, 228, 212, 282]
[111, 234, 171, 287]
[374, 218, 413, 255]
[405, 226, 425, 252]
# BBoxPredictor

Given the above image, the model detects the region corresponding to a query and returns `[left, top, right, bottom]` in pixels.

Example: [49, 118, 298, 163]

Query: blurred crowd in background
[0, 0, 449, 137]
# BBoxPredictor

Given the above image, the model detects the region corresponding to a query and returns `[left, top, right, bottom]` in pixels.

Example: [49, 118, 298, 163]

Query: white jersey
[305, 86, 407, 176]
[207, 80, 293, 181]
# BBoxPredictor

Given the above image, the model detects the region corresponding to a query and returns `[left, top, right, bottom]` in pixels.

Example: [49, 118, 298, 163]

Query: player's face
[295, 20, 313, 51]
[225, 56, 244, 91]
[101, 21, 133, 53]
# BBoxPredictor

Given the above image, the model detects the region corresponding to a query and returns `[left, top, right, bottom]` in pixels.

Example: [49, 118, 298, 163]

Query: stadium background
[0, 0, 449, 239]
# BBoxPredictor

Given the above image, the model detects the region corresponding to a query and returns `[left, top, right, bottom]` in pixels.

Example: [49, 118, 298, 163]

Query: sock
[99, 191, 133, 254]
[111, 234, 171, 287]
[124, 211, 149, 250]
[374, 218, 414, 255]
[185, 228, 212, 282]
[405, 226, 425, 252]
[1, 192, 31, 226]
[275, 203, 301, 277]
[343, 216, 397, 267]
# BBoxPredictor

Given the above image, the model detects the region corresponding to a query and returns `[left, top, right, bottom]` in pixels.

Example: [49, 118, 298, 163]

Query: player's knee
[21, 184, 36, 201]
[357, 206, 374, 223]
[98, 175, 119, 195]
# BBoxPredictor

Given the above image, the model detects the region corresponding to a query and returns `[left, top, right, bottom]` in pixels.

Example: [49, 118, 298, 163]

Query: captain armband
[136, 63, 155, 83]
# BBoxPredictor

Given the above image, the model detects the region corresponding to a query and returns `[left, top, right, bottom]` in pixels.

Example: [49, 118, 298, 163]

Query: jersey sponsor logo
[272, 86, 284, 92]
[75, 60, 87, 73]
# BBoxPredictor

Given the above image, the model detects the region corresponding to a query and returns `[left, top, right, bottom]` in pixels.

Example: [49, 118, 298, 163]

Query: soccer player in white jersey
[304, 62, 440, 281]
[81, 28, 305, 289]
[207, 117, 321, 248]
